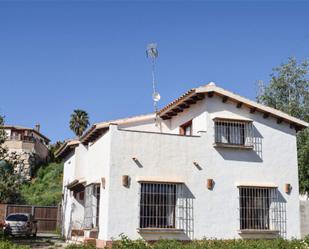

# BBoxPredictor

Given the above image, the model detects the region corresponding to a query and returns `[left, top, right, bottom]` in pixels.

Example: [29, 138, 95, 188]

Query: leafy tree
[49, 140, 64, 163]
[257, 57, 309, 194]
[0, 115, 22, 203]
[69, 109, 90, 137]
[257, 57, 309, 122]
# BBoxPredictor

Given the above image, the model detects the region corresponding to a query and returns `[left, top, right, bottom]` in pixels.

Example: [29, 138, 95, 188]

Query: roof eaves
[80, 113, 156, 144]
[158, 89, 196, 116]
[2, 125, 51, 142]
[55, 140, 80, 159]
[196, 85, 308, 128]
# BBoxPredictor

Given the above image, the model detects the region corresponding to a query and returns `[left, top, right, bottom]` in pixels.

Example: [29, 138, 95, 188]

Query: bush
[20, 162, 63, 206]
[65, 244, 96, 249]
[63, 237, 309, 249]
[0, 240, 30, 249]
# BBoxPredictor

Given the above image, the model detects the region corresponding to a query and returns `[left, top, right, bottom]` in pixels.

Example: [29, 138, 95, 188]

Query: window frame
[214, 118, 253, 148]
[179, 120, 193, 136]
[238, 186, 282, 234]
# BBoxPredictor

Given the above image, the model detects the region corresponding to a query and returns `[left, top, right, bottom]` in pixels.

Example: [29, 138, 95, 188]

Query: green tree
[0, 115, 22, 203]
[69, 109, 90, 137]
[257, 57, 309, 122]
[257, 57, 309, 193]
[48, 140, 64, 163]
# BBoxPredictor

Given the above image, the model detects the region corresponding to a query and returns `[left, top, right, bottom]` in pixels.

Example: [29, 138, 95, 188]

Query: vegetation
[0, 115, 23, 203]
[20, 162, 63, 206]
[49, 141, 65, 163]
[0, 241, 30, 249]
[70, 109, 90, 137]
[2, 236, 309, 249]
[257, 57, 309, 194]
[61, 236, 309, 249]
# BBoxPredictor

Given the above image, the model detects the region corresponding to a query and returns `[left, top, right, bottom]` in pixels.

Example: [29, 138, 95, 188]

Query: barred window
[214, 119, 253, 147]
[239, 187, 281, 231]
[139, 183, 179, 229]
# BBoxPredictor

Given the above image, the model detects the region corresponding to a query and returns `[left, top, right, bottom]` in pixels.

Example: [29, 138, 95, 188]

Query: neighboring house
[2, 124, 50, 180]
[56, 83, 308, 247]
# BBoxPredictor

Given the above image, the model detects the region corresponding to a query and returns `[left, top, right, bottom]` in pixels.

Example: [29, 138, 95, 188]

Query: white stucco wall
[62, 152, 78, 238]
[103, 95, 300, 241]
[61, 94, 301, 241]
[61, 132, 112, 239]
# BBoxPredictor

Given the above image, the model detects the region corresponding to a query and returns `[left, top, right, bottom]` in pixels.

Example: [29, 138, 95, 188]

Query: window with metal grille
[214, 119, 253, 147]
[84, 184, 100, 229]
[139, 183, 181, 229]
[239, 187, 282, 232]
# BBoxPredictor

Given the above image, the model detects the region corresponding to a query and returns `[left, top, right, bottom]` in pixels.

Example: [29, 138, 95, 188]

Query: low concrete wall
[300, 200, 309, 238]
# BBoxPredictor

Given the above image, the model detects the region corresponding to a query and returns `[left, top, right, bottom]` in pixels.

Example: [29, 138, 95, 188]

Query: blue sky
[0, 1, 308, 142]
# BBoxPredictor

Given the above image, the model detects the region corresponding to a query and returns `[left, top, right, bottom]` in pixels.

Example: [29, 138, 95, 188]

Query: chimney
[35, 123, 40, 132]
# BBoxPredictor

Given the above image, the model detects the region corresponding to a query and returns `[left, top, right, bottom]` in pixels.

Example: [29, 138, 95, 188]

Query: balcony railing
[7, 135, 36, 143]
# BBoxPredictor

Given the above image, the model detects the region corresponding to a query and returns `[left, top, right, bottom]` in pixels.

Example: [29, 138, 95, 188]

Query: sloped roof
[54, 139, 80, 159]
[159, 83, 308, 129]
[56, 83, 308, 159]
[2, 125, 50, 142]
[80, 113, 155, 144]
[56, 113, 155, 159]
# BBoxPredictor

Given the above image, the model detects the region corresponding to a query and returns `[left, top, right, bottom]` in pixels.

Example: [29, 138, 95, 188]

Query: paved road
[10, 233, 67, 249]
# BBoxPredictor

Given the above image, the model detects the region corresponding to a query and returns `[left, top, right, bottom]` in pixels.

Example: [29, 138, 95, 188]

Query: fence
[0, 204, 60, 233]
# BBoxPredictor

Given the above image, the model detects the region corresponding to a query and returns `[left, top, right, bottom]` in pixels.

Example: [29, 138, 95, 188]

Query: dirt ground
[10, 233, 68, 249]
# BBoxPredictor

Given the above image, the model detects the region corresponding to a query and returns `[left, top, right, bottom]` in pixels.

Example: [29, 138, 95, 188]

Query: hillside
[21, 163, 63, 206]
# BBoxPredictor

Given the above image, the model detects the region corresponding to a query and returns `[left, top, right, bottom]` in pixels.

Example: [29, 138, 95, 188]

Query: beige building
[2, 124, 50, 180]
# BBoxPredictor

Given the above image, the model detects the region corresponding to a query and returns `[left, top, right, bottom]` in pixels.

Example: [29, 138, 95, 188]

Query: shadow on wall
[62, 182, 85, 239]
[276, 191, 287, 238]
[179, 184, 195, 239]
[215, 125, 263, 163]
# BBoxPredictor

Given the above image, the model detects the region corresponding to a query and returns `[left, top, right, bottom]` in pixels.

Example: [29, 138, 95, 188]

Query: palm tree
[69, 109, 90, 137]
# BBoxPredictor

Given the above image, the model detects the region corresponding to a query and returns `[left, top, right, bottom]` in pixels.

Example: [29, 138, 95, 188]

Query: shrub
[65, 244, 96, 249]
[71, 238, 309, 249]
[20, 162, 63, 206]
[0, 240, 30, 249]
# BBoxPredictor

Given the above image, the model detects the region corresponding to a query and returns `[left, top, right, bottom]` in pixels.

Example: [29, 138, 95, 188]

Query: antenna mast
[146, 43, 160, 113]
[256, 80, 265, 103]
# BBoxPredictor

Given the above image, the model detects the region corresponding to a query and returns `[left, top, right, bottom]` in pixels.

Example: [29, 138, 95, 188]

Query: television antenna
[146, 43, 160, 113]
[256, 80, 265, 103]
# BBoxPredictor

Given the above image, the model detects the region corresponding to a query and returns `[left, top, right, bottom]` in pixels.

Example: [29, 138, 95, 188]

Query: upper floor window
[179, 120, 192, 136]
[214, 118, 253, 148]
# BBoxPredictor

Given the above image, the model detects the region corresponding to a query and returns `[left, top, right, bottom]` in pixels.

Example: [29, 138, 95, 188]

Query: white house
[57, 83, 308, 248]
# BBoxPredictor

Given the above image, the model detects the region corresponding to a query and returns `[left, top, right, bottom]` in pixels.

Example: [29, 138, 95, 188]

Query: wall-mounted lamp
[122, 175, 130, 188]
[101, 177, 106, 189]
[207, 179, 214, 190]
[285, 183, 292, 194]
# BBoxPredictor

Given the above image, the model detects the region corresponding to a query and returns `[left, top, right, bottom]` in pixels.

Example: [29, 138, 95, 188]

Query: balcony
[7, 135, 36, 143]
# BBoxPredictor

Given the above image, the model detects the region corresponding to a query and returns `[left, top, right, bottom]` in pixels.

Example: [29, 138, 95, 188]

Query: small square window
[179, 120, 192, 136]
